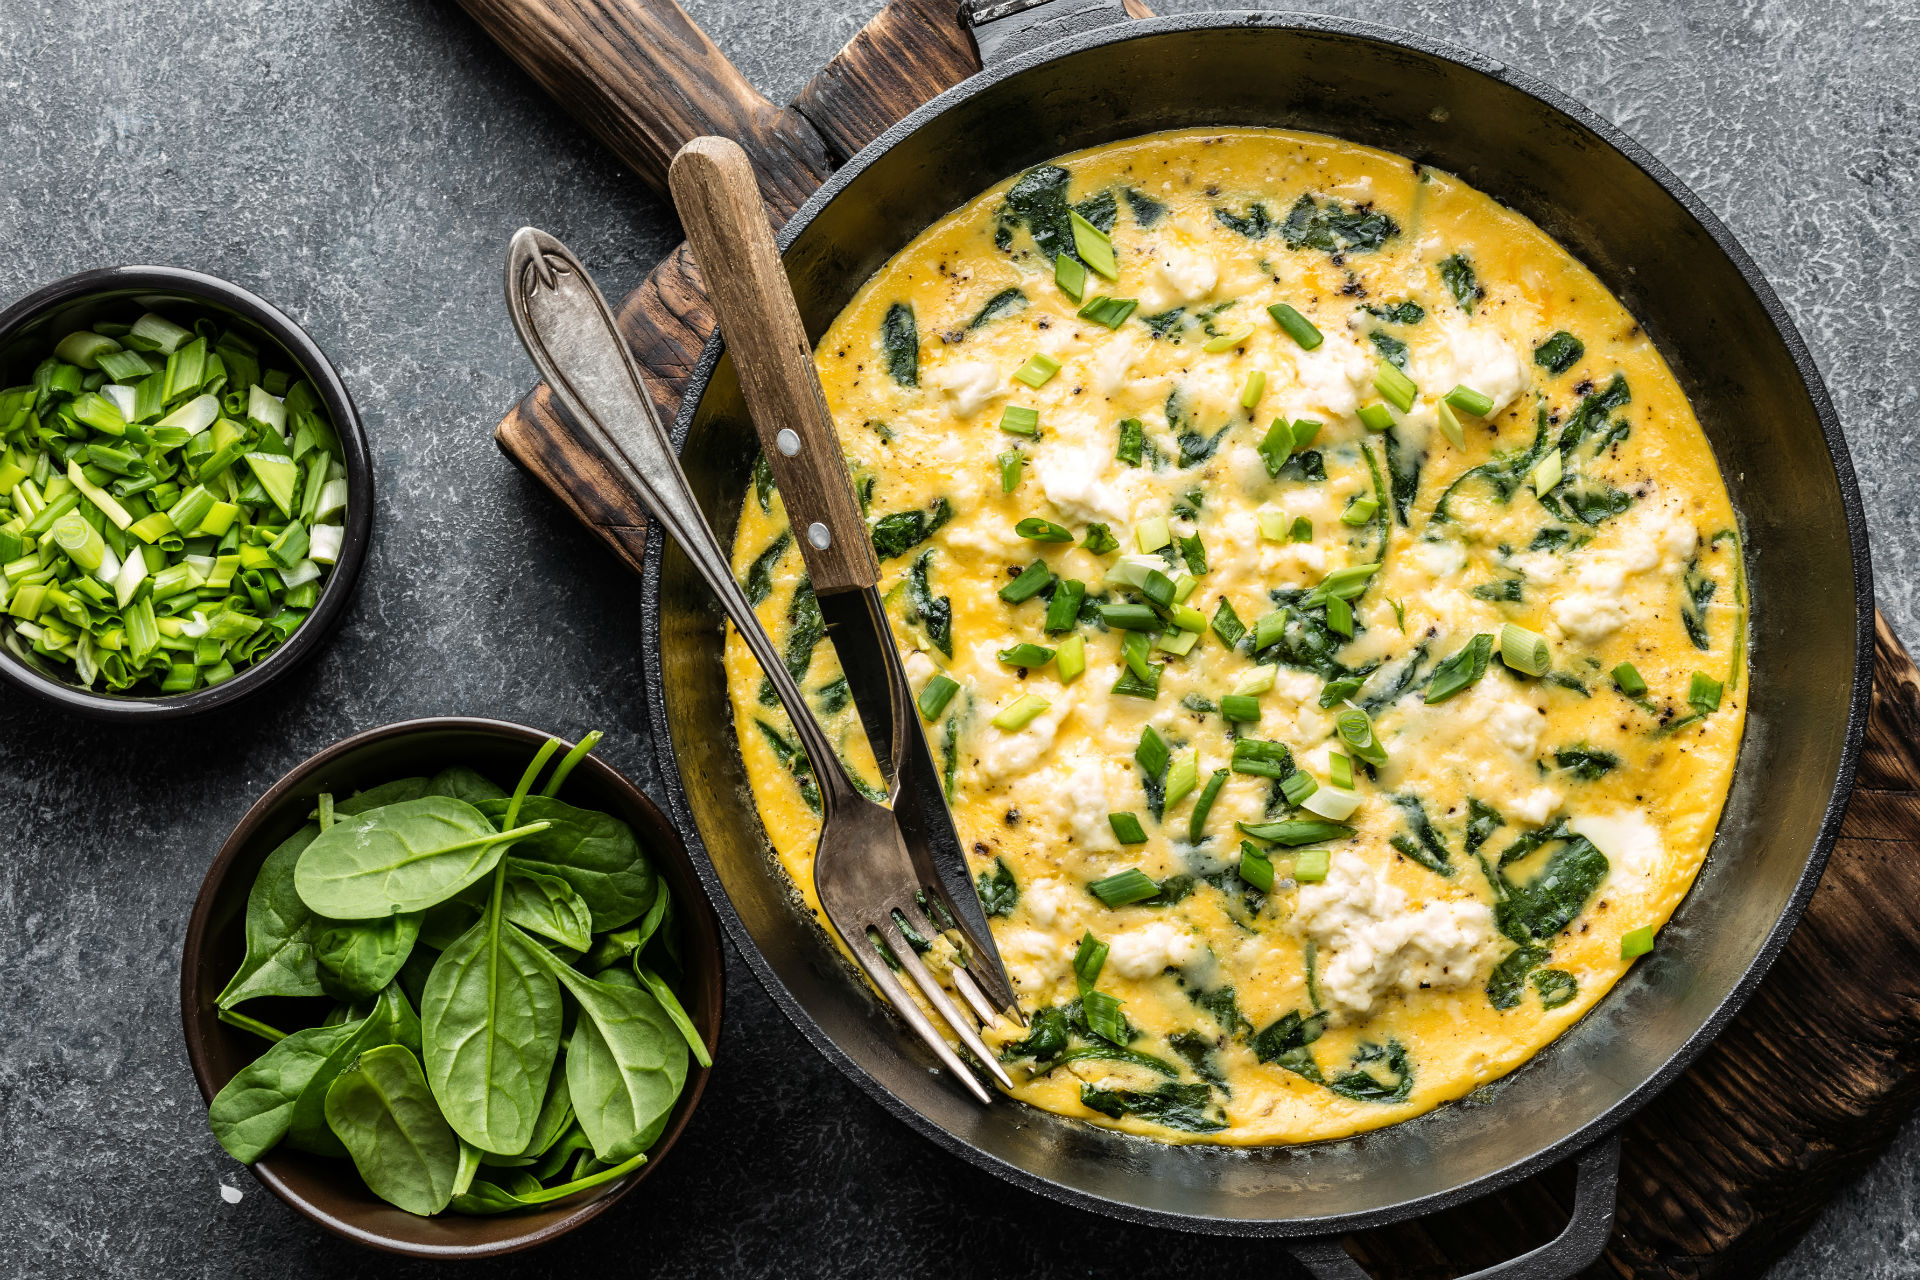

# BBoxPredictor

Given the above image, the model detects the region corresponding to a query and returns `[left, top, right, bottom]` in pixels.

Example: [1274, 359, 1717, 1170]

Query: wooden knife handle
[452, 0, 833, 213]
[667, 135, 877, 595]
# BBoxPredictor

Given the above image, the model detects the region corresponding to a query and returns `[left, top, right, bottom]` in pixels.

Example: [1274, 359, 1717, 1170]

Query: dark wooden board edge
[479, 2, 1920, 1274]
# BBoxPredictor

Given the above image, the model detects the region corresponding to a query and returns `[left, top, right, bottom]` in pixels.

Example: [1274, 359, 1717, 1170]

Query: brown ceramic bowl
[179, 717, 724, 1258]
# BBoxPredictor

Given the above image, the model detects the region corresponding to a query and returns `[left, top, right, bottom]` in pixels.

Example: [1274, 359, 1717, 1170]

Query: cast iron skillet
[638, 7, 1871, 1275]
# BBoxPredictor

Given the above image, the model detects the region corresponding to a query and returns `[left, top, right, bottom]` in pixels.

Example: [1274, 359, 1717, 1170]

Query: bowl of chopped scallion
[181, 718, 722, 1257]
[0, 265, 371, 716]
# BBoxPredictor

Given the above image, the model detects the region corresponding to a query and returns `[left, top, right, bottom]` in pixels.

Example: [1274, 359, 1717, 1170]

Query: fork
[504, 226, 1013, 1104]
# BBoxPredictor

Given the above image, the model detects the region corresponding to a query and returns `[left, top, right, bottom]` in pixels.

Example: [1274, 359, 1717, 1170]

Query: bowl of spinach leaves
[180, 717, 722, 1257]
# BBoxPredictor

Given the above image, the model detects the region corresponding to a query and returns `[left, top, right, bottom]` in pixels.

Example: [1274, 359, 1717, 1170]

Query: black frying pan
[637, 8, 1871, 1276]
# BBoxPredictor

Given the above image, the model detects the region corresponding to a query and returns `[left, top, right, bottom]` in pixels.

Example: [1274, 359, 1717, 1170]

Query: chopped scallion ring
[1107, 813, 1149, 845]
[1202, 326, 1254, 353]
[1436, 399, 1466, 448]
[1101, 602, 1160, 632]
[999, 560, 1055, 604]
[1069, 211, 1119, 280]
[998, 448, 1024, 494]
[1329, 752, 1353, 789]
[1301, 784, 1360, 822]
[1015, 516, 1073, 542]
[1013, 353, 1060, 388]
[1155, 629, 1198, 655]
[1089, 867, 1159, 907]
[1445, 384, 1496, 417]
[1280, 770, 1317, 807]
[1499, 623, 1551, 677]
[1267, 302, 1323, 349]
[1233, 664, 1276, 696]
[1612, 662, 1648, 696]
[917, 674, 960, 721]
[1135, 515, 1172, 552]
[1256, 505, 1290, 541]
[1530, 449, 1564, 494]
[1336, 707, 1388, 766]
[1239, 371, 1266, 408]
[997, 642, 1056, 668]
[1043, 578, 1086, 634]
[1220, 693, 1261, 723]
[1077, 296, 1138, 329]
[991, 692, 1052, 730]
[1290, 516, 1314, 543]
[1056, 634, 1087, 682]
[1340, 496, 1379, 527]
[1357, 402, 1395, 432]
[1231, 738, 1292, 779]
[1237, 843, 1275, 892]
[1165, 748, 1199, 809]
[1688, 671, 1724, 712]
[1237, 818, 1354, 847]
[1373, 360, 1417, 412]
[1055, 253, 1088, 302]
[1072, 931, 1108, 994]
[1294, 848, 1331, 882]
[999, 405, 1040, 436]
[1325, 593, 1353, 637]
[1620, 925, 1655, 959]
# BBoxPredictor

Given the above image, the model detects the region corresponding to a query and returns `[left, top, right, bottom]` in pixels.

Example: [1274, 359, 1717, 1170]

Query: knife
[667, 136, 1019, 1016]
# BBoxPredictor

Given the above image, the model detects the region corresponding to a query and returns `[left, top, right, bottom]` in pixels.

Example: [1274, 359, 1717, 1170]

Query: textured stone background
[0, 0, 1914, 1276]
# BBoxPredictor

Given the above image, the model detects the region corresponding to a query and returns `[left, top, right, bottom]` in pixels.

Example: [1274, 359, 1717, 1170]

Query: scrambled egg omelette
[722, 129, 1745, 1144]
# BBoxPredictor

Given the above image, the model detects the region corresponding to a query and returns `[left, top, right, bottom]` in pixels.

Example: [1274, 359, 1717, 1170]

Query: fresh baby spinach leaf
[422, 917, 563, 1156]
[294, 796, 550, 919]
[426, 766, 508, 804]
[208, 1022, 356, 1162]
[217, 823, 325, 1009]
[475, 796, 657, 931]
[499, 861, 596, 952]
[324, 1044, 463, 1217]
[285, 983, 422, 1157]
[314, 911, 422, 1001]
[450, 1152, 645, 1216]
[333, 776, 431, 816]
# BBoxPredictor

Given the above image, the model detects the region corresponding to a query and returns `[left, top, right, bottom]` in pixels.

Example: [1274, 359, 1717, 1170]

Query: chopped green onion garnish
[1231, 738, 1292, 779]
[1101, 602, 1161, 632]
[1336, 707, 1387, 766]
[1294, 848, 1331, 882]
[1292, 419, 1322, 450]
[1186, 767, 1228, 842]
[1155, 628, 1198, 656]
[1329, 752, 1354, 789]
[1136, 724, 1170, 776]
[918, 674, 960, 721]
[1357, 403, 1395, 432]
[1089, 867, 1160, 907]
[1135, 515, 1171, 552]
[998, 642, 1055, 669]
[1267, 302, 1323, 349]
[1280, 769, 1317, 807]
[1340, 496, 1378, 527]
[1140, 568, 1177, 608]
[1108, 813, 1149, 844]
[1057, 634, 1086, 682]
[1202, 326, 1254, 353]
[1077, 296, 1138, 329]
[1083, 989, 1127, 1043]
[1325, 594, 1353, 637]
[1211, 597, 1246, 647]
[999, 405, 1039, 436]
[999, 560, 1055, 604]
[1252, 608, 1286, 652]
[1233, 665, 1276, 696]
[1069, 211, 1119, 279]
[1239, 371, 1266, 408]
[991, 693, 1051, 730]
[1620, 925, 1655, 959]
[1304, 562, 1380, 604]
[1374, 360, 1417, 412]
[1444, 384, 1496, 417]
[1530, 449, 1563, 494]
[1121, 631, 1155, 682]
[1425, 633, 1494, 704]
[1237, 819, 1354, 847]
[1499, 623, 1551, 677]
[1256, 504, 1290, 542]
[1688, 672, 1723, 712]
[1044, 578, 1086, 633]
[1301, 785, 1360, 822]
[1165, 748, 1199, 809]
[1055, 253, 1088, 302]
[1073, 931, 1109, 994]
[998, 448, 1024, 494]
[1117, 417, 1144, 467]
[1013, 353, 1060, 388]
[1113, 662, 1163, 699]
[1613, 662, 1648, 696]
[1220, 693, 1261, 723]
[1016, 516, 1073, 542]
[1237, 842, 1275, 892]
[1436, 400, 1466, 448]
[1082, 522, 1120, 554]
[1290, 516, 1314, 543]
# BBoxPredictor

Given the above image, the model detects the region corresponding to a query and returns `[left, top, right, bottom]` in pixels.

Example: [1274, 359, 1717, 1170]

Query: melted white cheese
[1295, 856, 1498, 1022]
[932, 359, 1000, 416]
[1108, 921, 1202, 979]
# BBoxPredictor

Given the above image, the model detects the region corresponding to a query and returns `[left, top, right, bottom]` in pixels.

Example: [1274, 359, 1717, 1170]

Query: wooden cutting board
[464, 1, 1920, 1273]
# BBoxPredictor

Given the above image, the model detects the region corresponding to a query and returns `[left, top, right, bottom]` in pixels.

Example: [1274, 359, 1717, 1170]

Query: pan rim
[642, 8, 1874, 1236]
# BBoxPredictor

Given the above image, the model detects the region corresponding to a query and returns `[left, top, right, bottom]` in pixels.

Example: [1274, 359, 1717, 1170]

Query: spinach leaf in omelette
[995, 164, 1077, 262]
[1280, 192, 1399, 255]
[880, 302, 918, 387]
[1079, 1081, 1227, 1133]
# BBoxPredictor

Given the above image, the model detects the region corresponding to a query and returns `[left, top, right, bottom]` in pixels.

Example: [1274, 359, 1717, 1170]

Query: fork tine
[852, 932, 993, 1104]
[886, 919, 1016, 1091]
[949, 963, 1000, 1028]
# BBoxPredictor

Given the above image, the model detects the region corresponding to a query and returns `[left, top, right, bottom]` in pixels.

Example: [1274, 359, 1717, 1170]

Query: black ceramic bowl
[0, 265, 372, 718]
[180, 718, 724, 1258]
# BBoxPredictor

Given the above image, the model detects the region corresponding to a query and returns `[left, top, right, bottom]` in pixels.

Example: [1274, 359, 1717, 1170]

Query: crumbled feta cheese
[1512, 786, 1563, 825]
[1282, 333, 1373, 422]
[1661, 517, 1699, 562]
[1090, 338, 1138, 397]
[1486, 693, 1544, 757]
[1107, 920, 1201, 978]
[1141, 244, 1217, 311]
[1024, 877, 1075, 928]
[1550, 589, 1628, 645]
[1409, 538, 1468, 579]
[932, 359, 999, 416]
[1436, 320, 1528, 418]
[1035, 438, 1138, 525]
[903, 649, 936, 689]
[1572, 810, 1664, 881]
[1295, 857, 1498, 1022]
[976, 694, 1071, 781]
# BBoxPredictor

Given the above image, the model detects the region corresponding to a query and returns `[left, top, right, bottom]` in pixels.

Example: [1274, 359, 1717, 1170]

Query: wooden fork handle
[668, 135, 877, 595]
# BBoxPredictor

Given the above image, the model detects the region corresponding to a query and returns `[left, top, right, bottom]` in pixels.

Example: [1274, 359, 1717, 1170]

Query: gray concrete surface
[0, 0, 1913, 1275]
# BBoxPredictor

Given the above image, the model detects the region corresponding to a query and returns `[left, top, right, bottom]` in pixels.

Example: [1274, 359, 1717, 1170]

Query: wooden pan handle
[452, 0, 833, 213]
[667, 135, 877, 595]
